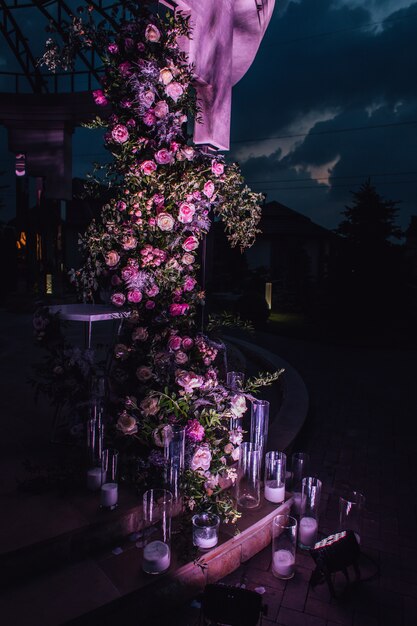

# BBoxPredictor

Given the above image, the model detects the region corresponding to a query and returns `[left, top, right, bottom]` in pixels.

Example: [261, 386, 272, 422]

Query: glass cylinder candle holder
[339, 490, 365, 544]
[236, 442, 261, 509]
[264, 451, 286, 504]
[100, 448, 119, 509]
[290, 452, 310, 514]
[142, 489, 172, 575]
[192, 512, 220, 550]
[86, 416, 104, 491]
[298, 476, 322, 549]
[250, 399, 270, 462]
[166, 425, 185, 504]
[226, 371, 245, 391]
[272, 514, 297, 580]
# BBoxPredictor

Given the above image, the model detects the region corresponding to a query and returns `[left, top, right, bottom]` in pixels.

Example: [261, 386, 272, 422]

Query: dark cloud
[231, 0, 417, 230]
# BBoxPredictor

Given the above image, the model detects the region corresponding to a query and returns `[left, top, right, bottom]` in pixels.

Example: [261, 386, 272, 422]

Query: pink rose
[178, 202, 195, 224]
[121, 266, 137, 282]
[182, 235, 199, 252]
[211, 161, 224, 176]
[156, 213, 175, 235]
[141, 90, 155, 108]
[168, 335, 182, 351]
[105, 250, 120, 267]
[175, 350, 188, 365]
[203, 180, 215, 198]
[122, 235, 137, 250]
[183, 276, 197, 292]
[154, 100, 169, 118]
[136, 366, 153, 382]
[153, 193, 165, 206]
[108, 42, 118, 54]
[186, 419, 205, 443]
[140, 395, 159, 416]
[182, 337, 194, 351]
[176, 370, 204, 393]
[155, 149, 173, 165]
[165, 81, 184, 102]
[127, 289, 142, 303]
[145, 24, 161, 42]
[92, 89, 108, 106]
[146, 285, 159, 297]
[143, 111, 156, 126]
[111, 124, 129, 144]
[111, 292, 126, 307]
[230, 394, 247, 418]
[169, 303, 190, 316]
[140, 160, 157, 175]
[118, 62, 132, 77]
[132, 326, 148, 342]
[159, 68, 173, 85]
[116, 411, 138, 436]
[145, 300, 155, 309]
[116, 200, 127, 211]
[181, 253, 194, 265]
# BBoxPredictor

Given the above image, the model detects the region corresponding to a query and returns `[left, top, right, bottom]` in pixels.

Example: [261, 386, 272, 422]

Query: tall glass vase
[86, 414, 104, 491]
[165, 425, 185, 507]
[250, 399, 270, 463]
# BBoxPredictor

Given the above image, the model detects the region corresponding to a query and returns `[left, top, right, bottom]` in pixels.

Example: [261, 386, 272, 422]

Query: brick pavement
[175, 332, 417, 626]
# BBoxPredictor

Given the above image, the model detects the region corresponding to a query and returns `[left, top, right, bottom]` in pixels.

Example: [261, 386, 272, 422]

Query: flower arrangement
[38, 3, 281, 524]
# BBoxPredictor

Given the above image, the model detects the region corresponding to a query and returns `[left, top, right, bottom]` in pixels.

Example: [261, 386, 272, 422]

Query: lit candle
[143, 540, 171, 574]
[272, 549, 295, 579]
[299, 516, 318, 547]
[194, 533, 218, 549]
[100, 482, 118, 508]
[264, 481, 286, 504]
[86, 467, 102, 491]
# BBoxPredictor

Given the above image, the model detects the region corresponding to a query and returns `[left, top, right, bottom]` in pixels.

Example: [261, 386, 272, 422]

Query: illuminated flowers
[156, 212, 175, 233]
[116, 411, 138, 435]
[140, 160, 157, 175]
[169, 303, 190, 316]
[155, 149, 173, 165]
[190, 446, 212, 471]
[178, 202, 195, 224]
[105, 250, 120, 267]
[211, 161, 224, 176]
[92, 89, 108, 106]
[145, 24, 161, 43]
[230, 394, 247, 418]
[165, 81, 184, 102]
[111, 124, 129, 143]
[182, 235, 199, 252]
[186, 419, 205, 442]
[154, 100, 169, 118]
[111, 292, 126, 307]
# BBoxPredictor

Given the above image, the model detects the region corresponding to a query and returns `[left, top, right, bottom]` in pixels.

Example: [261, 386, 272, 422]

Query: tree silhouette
[336, 179, 402, 250]
[331, 180, 407, 339]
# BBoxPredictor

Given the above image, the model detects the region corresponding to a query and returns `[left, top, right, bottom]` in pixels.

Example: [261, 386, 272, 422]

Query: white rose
[190, 446, 212, 471]
[230, 394, 247, 418]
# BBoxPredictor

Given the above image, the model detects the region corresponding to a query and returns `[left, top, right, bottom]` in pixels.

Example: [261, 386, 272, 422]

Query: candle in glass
[272, 514, 297, 580]
[142, 489, 172, 575]
[264, 451, 286, 504]
[100, 448, 119, 509]
[192, 512, 220, 549]
[298, 476, 322, 549]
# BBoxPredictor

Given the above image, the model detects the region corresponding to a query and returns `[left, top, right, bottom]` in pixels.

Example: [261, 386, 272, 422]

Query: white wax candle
[194, 533, 218, 549]
[299, 516, 318, 547]
[100, 482, 118, 508]
[143, 540, 171, 574]
[292, 492, 306, 514]
[272, 549, 295, 579]
[86, 467, 102, 491]
[264, 481, 286, 503]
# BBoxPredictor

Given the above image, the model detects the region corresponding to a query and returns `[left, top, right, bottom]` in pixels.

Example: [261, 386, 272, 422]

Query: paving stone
[278, 606, 327, 626]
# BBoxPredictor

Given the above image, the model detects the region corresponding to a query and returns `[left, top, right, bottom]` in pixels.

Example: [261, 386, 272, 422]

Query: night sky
[1, 0, 417, 232]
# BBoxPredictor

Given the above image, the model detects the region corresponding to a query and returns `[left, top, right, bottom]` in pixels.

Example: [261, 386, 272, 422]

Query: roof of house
[260, 200, 339, 240]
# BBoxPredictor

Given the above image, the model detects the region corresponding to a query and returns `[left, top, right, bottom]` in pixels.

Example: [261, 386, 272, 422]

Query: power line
[247, 170, 417, 185]
[259, 179, 417, 191]
[262, 9, 417, 47]
[231, 120, 417, 145]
